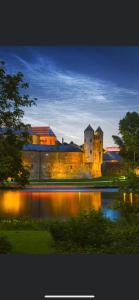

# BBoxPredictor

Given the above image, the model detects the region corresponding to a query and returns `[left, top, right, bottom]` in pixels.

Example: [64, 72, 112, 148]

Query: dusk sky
[0, 46, 139, 147]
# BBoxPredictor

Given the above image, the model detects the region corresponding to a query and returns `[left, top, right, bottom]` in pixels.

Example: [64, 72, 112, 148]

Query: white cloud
[12, 54, 139, 147]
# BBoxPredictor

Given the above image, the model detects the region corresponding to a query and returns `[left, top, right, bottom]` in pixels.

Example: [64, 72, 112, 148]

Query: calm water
[0, 188, 125, 220]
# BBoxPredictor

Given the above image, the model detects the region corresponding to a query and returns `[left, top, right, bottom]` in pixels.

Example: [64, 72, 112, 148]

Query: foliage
[112, 196, 139, 224]
[48, 206, 139, 253]
[113, 172, 139, 192]
[0, 61, 36, 186]
[106, 225, 139, 254]
[0, 236, 12, 253]
[112, 112, 139, 166]
[48, 210, 113, 253]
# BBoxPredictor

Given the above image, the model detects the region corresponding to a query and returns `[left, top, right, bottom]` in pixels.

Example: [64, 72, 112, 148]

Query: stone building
[22, 125, 103, 180]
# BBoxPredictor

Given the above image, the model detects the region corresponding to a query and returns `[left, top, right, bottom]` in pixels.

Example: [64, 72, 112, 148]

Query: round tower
[84, 124, 94, 163]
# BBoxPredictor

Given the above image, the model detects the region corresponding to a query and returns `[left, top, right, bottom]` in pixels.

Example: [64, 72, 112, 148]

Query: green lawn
[29, 175, 120, 186]
[1, 175, 123, 189]
[0, 230, 54, 254]
[30, 175, 118, 183]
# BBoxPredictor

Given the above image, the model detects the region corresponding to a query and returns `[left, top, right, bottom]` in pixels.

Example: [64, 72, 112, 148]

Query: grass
[29, 175, 120, 186]
[0, 230, 54, 254]
[1, 175, 123, 188]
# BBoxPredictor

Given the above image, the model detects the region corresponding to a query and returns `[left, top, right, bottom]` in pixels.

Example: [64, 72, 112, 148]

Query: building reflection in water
[0, 190, 121, 220]
[122, 192, 139, 205]
[0, 191, 25, 215]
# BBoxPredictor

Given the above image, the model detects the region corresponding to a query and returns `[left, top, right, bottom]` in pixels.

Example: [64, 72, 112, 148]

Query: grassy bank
[0, 218, 55, 253]
[30, 175, 119, 184]
[1, 175, 124, 189]
[0, 230, 54, 254]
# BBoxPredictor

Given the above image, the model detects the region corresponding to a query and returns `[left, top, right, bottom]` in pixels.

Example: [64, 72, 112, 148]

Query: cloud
[11, 53, 139, 146]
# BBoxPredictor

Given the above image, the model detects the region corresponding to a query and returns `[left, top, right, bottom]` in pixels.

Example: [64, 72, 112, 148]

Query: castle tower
[84, 124, 94, 163]
[92, 126, 103, 177]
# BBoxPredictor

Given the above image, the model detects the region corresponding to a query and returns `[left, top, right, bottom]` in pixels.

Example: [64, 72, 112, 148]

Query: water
[0, 188, 122, 220]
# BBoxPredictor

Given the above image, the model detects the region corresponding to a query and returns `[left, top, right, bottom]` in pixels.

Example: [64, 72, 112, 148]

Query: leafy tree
[112, 112, 139, 167]
[0, 61, 36, 185]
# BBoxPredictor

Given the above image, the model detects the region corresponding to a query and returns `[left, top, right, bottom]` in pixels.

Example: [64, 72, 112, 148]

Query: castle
[22, 125, 103, 179]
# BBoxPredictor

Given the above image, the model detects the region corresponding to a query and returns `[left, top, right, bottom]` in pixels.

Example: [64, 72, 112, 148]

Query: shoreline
[0, 184, 119, 191]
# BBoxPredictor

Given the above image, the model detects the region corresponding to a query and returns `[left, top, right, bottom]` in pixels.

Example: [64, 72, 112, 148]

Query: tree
[112, 112, 139, 167]
[0, 61, 36, 185]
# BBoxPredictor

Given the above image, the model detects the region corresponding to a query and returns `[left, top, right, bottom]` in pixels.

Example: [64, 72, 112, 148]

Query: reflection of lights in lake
[129, 192, 133, 204]
[0, 190, 123, 219]
[1, 191, 23, 214]
[103, 208, 120, 221]
[123, 192, 126, 202]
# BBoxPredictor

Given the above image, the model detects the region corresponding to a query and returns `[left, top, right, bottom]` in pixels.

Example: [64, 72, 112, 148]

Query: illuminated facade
[31, 127, 56, 145]
[22, 124, 103, 179]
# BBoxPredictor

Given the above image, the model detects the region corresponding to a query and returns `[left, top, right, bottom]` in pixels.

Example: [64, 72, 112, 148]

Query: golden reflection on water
[2, 190, 139, 219]
[122, 192, 139, 206]
[0, 191, 25, 215]
[0, 190, 102, 218]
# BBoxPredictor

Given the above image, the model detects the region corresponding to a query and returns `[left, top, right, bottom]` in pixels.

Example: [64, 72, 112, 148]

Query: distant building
[105, 146, 120, 152]
[103, 147, 123, 175]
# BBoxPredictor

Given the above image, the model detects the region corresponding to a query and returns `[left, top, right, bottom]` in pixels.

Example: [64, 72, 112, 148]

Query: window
[90, 150, 92, 154]
[70, 165, 72, 170]
[90, 139, 92, 143]
[39, 137, 47, 144]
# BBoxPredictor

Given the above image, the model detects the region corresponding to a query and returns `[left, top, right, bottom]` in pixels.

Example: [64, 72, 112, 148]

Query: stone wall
[22, 151, 87, 180]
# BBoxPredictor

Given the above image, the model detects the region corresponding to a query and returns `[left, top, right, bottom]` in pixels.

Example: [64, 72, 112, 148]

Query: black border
[0, 0, 139, 45]
[0, 254, 139, 300]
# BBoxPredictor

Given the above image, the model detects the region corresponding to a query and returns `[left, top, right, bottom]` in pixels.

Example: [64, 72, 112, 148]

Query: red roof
[31, 127, 56, 136]
[105, 146, 120, 152]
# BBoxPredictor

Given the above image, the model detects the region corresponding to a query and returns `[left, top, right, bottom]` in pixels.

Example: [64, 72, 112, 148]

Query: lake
[0, 188, 130, 220]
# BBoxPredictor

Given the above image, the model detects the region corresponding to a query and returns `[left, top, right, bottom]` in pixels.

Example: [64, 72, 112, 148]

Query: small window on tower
[90, 139, 92, 142]
[90, 150, 92, 154]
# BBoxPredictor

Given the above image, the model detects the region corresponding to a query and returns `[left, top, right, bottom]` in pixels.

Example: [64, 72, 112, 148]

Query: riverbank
[0, 175, 124, 189]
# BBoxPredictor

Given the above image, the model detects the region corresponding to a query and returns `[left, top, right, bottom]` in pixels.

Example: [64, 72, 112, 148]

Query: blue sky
[0, 46, 139, 147]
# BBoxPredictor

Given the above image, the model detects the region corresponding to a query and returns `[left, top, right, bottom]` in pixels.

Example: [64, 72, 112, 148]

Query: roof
[0, 126, 56, 137]
[96, 126, 103, 133]
[30, 126, 56, 136]
[84, 124, 94, 132]
[105, 146, 120, 152]
[103, 151, 121, 162]
[23, 144, 82, 152]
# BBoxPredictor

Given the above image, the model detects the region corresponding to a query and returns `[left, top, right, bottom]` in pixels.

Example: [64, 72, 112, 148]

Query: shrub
[49, 210, 113, 252]
[0, 236, 12, 254]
